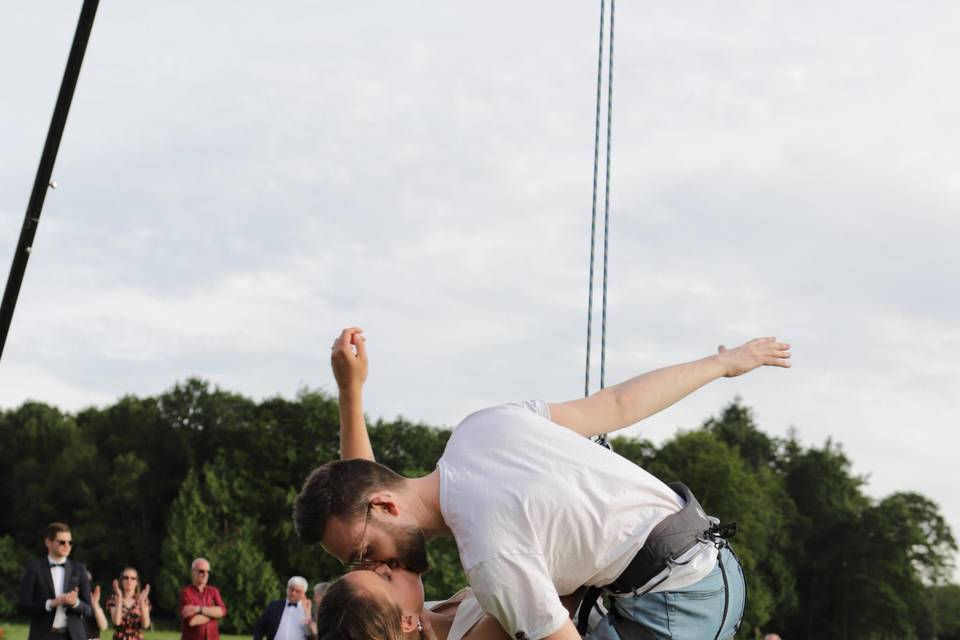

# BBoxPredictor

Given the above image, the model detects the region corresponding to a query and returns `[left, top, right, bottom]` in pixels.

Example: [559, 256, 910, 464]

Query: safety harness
[575, 483, 738, 638]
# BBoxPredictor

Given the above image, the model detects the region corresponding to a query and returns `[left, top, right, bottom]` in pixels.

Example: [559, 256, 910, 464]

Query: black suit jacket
[252, 599, 309, 640]
[18, 557, 93, 640]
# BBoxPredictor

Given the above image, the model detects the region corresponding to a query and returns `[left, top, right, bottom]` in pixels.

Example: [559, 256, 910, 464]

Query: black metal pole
[0, 0, 100, 362]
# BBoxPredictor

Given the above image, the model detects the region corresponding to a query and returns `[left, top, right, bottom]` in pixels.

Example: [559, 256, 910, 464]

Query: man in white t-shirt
[296, 329, 790, 639]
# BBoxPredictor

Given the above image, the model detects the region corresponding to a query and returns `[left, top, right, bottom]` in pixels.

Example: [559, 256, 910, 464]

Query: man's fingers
[764, 357, 791, 368]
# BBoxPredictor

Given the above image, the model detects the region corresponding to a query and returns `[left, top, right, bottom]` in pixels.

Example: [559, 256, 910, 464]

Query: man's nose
[372, 563, 393, 578]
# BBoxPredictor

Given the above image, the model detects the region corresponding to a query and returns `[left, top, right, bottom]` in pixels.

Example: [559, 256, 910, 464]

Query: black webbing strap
[575, 483, 736, 636]
[712, 545, 730, 640]
[575, 585, 602, 635]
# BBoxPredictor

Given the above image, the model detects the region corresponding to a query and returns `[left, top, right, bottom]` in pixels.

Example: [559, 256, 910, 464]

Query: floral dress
[106, 596, 146, 640]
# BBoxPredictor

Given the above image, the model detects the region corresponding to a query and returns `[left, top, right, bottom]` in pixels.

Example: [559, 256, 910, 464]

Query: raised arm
[549, 337, 791, 438]
[331, 327, 374, 461]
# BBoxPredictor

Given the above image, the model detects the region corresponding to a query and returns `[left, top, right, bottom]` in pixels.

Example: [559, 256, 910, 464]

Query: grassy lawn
[0, 622, 247, 640]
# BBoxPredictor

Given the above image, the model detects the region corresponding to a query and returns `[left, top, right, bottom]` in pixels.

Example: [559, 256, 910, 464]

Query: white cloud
[1, 0, 958, 577]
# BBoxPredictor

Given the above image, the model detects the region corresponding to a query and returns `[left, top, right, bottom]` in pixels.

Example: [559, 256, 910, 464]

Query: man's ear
[369, 492, 401, 517]
[399, 613, 419, 634]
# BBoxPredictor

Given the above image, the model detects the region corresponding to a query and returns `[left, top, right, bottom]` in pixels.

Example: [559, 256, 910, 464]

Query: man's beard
[378, 520, 430, 574]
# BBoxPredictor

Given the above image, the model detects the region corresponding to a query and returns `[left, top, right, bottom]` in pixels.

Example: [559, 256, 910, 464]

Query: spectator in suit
[18, 523, 93, 640]
[252, 577, 311, 640]
[178, 558, 226, 640]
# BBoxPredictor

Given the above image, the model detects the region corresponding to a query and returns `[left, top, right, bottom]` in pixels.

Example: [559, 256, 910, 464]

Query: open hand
[112, 579, 121, 598]
[717, 337, 791, 377]
[92, 585, 101, 606]
[138, 585, 150, 608]
[331, 327, 368, 391]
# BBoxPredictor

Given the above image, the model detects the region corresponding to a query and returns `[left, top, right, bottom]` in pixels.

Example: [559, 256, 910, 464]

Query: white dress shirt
[274, 600, 305, 640]
[45, 555, 68, 629]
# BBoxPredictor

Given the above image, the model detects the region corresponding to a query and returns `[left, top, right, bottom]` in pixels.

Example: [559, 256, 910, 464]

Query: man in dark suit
[18, 523, 93, 640]
[252, 577, 311, 640]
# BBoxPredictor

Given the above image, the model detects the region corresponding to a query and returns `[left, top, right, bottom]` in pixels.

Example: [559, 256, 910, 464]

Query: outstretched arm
[331, 327, 374, 461]
[549, 337, 791, 438]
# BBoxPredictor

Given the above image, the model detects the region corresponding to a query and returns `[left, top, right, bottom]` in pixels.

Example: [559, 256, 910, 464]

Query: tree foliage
[0, 386, 955, 637]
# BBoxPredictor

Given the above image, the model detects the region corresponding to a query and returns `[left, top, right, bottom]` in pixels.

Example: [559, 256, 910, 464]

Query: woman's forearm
[339, 386, 374, 461]
[94, 605, 108, 631]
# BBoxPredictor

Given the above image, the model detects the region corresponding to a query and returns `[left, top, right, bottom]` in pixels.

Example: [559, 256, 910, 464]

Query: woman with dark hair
[105, 568, 151, 640]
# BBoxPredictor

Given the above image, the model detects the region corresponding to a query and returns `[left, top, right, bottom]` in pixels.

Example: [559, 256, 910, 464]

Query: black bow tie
[49, 563, 66, 568]
[286, 602, 297, 608]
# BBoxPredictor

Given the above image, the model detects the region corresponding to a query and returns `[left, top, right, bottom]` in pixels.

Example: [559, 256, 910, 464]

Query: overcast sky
[2, 1, 958, 577]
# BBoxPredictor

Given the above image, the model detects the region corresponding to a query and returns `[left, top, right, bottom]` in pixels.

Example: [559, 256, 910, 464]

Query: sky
[1, 2, 958, 577]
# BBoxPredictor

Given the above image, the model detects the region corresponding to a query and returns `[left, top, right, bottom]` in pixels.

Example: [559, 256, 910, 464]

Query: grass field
[0, 622, 247, 640]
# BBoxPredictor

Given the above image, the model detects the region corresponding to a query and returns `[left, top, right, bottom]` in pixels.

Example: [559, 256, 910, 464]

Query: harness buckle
[709, 521, 738, 540]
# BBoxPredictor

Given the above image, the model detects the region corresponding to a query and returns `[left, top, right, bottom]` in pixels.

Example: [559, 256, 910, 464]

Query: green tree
[0, 535, 30, 618]
[157, 462, 281, 633]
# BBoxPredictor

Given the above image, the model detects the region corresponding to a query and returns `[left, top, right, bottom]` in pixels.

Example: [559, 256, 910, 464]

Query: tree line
[0, 379, 957, 639]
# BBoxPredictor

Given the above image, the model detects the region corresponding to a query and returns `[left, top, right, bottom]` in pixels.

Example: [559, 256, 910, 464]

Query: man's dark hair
[315, 578, 403, 640]
[294, 459, 404, 544]
[44, 522, 70, 540]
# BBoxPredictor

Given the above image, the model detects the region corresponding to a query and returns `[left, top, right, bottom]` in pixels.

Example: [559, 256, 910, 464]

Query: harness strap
[575, 586, 603, 635]
[712, 544, 730, 640]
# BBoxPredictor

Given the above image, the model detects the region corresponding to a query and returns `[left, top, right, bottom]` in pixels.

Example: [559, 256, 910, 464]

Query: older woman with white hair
[252, 576, 312, 640]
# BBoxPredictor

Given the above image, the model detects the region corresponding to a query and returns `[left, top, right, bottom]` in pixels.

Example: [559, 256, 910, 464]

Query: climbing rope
[584, 0, 615, 447]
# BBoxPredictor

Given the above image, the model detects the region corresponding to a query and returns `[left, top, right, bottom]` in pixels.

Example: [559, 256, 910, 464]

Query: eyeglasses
[54, 540, 73, 547]
[194, 569, 211, 575]
[341, 505, 403, 573]
[342, 504, 376, 572]
[121, 576, 138, 581]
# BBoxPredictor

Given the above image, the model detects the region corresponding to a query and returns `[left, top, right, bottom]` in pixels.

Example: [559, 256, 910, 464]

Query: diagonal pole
[0, 0, 100, 362]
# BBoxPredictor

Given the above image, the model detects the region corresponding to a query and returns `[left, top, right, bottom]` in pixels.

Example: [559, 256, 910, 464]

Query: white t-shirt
[437, 401, 717, 639]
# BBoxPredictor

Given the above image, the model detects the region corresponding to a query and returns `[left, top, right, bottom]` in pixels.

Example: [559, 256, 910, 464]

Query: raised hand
[138, 584, 151, 608]
[92, 585, 101, 606]
[717, 337, 791, 378]
[112, 579, 121, 598]
[331, 327, 368, 391]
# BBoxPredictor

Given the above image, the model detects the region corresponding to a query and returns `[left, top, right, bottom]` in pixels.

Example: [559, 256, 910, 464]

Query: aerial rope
[584, 0, 616, 448]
